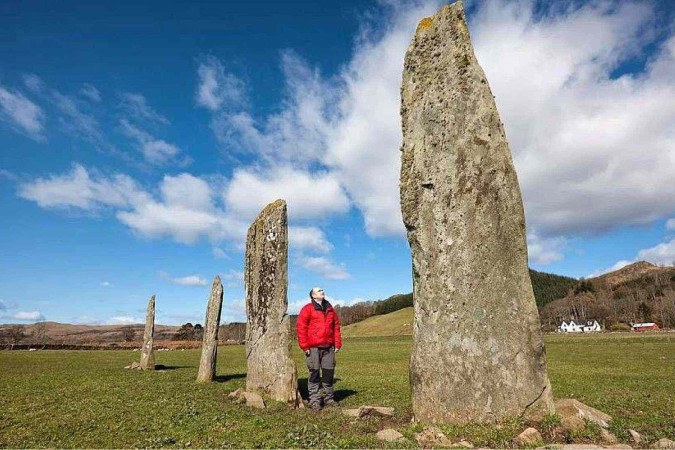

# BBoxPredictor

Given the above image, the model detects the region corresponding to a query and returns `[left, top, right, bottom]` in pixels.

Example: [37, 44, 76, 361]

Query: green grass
[0, 334, 673, 448]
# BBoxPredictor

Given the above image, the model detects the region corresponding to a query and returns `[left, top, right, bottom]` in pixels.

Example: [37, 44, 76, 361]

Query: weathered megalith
[139, 295, 155, 370]
[196, 276, 224, 382]
[244, 199, 299, 406]
[399, 1, 554, 424]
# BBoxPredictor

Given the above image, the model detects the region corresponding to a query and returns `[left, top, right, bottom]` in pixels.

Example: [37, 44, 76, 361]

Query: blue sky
[1, 0, 674, 325]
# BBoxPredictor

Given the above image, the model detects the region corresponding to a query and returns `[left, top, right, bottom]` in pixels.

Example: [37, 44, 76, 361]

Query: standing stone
[399, 1, 554, 424]
[196, 276, 224, 382]
[244, 199, 299, 406]
[139, 295, 155, 370]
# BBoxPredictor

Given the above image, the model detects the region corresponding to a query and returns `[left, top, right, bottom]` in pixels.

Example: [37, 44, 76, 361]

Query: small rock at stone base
[601, 429, 619, 445]
[414, 427, 453, 448]
[124, 361, 141, 370]
[376, 429, 405, 442]
[227, 388, 244, 401]
[452, 440, 474, 448]
[342, 408, 361, 417]
[342, 405, 394, 418]
[556, 399, 612, 429]
[515, 428, 543, 447]
[629, 430, 642, 445]
[654, 438, 675, 449]
[561, 415, 587, 433]
[243, 391, 265, 409]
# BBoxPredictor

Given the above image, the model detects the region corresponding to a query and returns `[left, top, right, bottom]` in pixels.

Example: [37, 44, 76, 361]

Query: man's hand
[335, 347, 340, 353]
[304, 350, 310, 357]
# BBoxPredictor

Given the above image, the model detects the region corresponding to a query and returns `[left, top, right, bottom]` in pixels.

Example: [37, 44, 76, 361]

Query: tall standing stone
[196, 276, 224, 383]
[245, 199, 299, 406]
[399, 1, 554, 424]
[139, 295, 155, 370]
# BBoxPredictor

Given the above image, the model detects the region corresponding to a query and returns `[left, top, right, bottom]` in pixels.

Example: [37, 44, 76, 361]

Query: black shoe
[310, 402, 322, 411]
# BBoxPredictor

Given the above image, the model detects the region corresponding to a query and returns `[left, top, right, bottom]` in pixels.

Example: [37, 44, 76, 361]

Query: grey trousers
[306, 347, 336, 406]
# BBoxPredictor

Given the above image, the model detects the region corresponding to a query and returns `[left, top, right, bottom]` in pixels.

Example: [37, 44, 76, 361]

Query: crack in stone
[519, 385, 548, 418]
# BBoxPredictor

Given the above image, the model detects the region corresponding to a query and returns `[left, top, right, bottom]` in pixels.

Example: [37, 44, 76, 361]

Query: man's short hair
[309, 289, 314, 299]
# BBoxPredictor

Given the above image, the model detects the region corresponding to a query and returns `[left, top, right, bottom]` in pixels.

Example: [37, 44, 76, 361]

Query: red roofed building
[631, 322, 660, 332]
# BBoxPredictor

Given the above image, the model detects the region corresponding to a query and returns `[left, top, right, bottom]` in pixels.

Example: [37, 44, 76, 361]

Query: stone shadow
[214, 373, 246, 383]
[153, 364, 190, 371]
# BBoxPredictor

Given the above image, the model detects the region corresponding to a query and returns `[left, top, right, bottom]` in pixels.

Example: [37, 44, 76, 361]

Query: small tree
[193, 323, 204, 340]
[121, 326, 136, 342]
[32, 322, 49, 345]
[9, 325, 26, 346]
[173, 323, 194, 340]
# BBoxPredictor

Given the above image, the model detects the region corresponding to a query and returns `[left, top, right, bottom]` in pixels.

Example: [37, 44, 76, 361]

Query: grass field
[0, 333, 673, 448]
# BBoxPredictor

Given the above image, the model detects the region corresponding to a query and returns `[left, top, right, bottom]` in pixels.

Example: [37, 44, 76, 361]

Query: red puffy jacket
[296, 300, 342, 351]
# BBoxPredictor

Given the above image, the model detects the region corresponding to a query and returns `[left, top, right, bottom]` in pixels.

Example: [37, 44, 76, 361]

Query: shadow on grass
[214, 373, 246, 383]
[298, 377, 357, 402]
[154, 364, 191, 371]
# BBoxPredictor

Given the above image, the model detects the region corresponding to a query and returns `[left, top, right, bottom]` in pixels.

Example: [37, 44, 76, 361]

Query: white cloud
[289, 226, 333, 253]
[119, 119, 183, 165]
[666, 218, 675, 231]
[588, 233, 675, 277]
[116, 173, 248, 244]
[212, 51, 334, 165]
[19, 164, 339, 253]
[208, 0, 675, 258]
[587, 260, 634, 278]
[14, 311, 45, 321]
[221, 297, 246, 322]
[100, 281, 112, 287]
[223, 165, 349, 221]
[300, 256, 350, 280]
[106, 316, 141, 325]
[0, 85, 45, 139]
[18, 164, 250, 245]
[637, 238, 675, 266]
[527, 231, 565, 265]
[470, 0, 675, 237]
[18, 163, 145, 210]
[322, 3, 438, 237]
[52, 91, 104, 142]
[196, 56, 246, 111]
[171, 275, 207, 286]
[212, 247, 228, 259]
[80, 83, 101, 102]
[119, 92, 169, 125]
[221, 269, 244, 288]
[22, 74, 45, 93]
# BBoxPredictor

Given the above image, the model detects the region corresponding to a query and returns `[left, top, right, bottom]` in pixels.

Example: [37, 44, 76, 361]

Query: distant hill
[343, 262, 674, 337]
[0, 321, 180, 346]
[336, 268, 577, 326]
[342, 307, 413, 337]
[540, 261, 675, 330]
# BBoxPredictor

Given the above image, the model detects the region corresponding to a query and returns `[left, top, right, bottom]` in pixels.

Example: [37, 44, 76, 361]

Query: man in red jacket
[296, 286, 342, 410]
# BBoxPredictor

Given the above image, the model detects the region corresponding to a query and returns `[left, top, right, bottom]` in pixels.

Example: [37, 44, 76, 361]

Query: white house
[558, 320, 601, 333]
